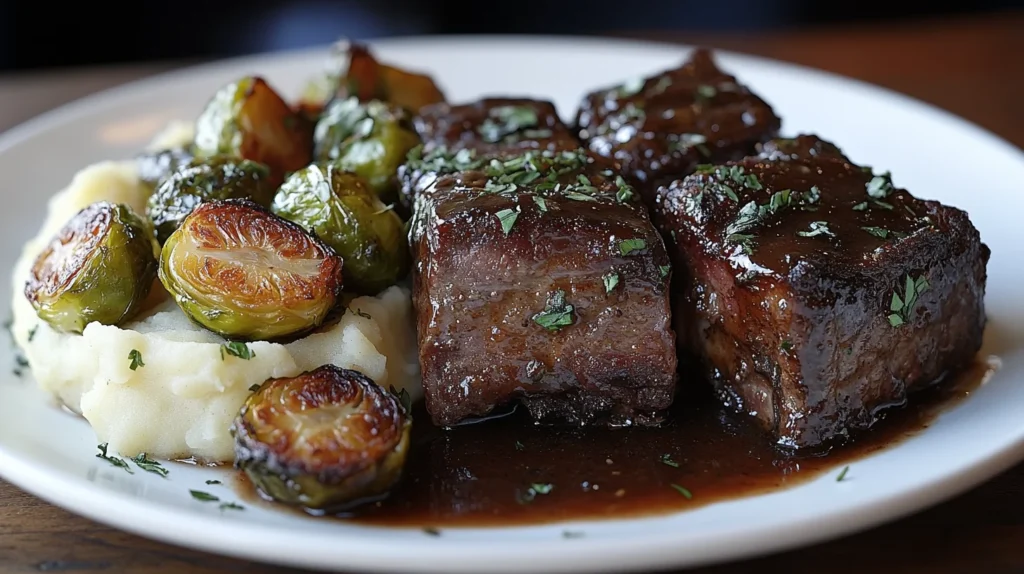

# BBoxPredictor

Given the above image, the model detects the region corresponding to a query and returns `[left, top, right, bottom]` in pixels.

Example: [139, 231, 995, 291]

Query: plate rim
[1, 34, 1022, 573]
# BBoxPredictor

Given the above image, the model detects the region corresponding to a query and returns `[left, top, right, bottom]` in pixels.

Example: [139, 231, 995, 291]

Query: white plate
[0, 36, 1022, 574]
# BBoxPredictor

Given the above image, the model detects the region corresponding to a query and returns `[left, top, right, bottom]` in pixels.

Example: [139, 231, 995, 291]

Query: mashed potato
[10, 126, 421, 462]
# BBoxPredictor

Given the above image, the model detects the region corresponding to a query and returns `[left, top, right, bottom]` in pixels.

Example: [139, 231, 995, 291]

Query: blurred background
[0, 0, 1019, 70]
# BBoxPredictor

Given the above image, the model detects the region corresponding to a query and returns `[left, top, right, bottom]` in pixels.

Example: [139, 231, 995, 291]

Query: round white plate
[0, 36, 1022, 574]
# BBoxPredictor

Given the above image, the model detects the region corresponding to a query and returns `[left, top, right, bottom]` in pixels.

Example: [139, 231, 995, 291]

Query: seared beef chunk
[400, 98, 581, 208]
[654, 158, 988, 449]
[755, 134, 848, 162]
[410, 148, 677, 427]
[576, 48, 781, 202]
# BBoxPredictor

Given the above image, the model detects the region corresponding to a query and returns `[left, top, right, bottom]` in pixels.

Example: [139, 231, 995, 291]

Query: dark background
[1, 0, 1019, 71]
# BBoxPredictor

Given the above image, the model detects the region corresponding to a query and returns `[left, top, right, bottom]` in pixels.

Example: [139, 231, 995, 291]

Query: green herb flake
[888, 273, 930, 327]
[27, 326, 38, 342]
[531, 483, 554, 495]
[866, 172, 893, 198]
[781, 340, 793, 351]
[96, 443, 133, 474]
[532, 195, 548, 212]
[696, 84, 717, 100]
[659, 265, 671, 279]
[872, 200, 895, 210]
[495, 206, 521, 236]
[515, 440, 525, 451]
[852, 202, 869, 211]
[618, 238, 647, 256]
[862, 226, 889, 239]
[797, 221, 834, 238]
[670, 484, 693, 499]
[127, 349, 144, 371]
[220, 342, 254, 361]
[205, 480, 222, 485]
[660, 454, 680, 468]
[190, 490, 220, 502]
[532, 290, 575, 332]
[565, 192, 598, 202]
[603, 273, 620, 293]
[478, 105, 540, 143]
[131, 453, 168, 478]
[219, 502, 244, 511]
[516, 482, 555, 505]
[836, 465, 850, 482]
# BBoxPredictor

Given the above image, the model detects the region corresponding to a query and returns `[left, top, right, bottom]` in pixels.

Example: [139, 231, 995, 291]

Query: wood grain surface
[1, 10, 1022, 574]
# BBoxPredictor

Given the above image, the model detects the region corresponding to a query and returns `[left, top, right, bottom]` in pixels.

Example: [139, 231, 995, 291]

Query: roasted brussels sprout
[25, 202, 158, 333]
[232, 365, 412, 511]
[313, 97, 420, 201]
[332, 42, 445, 112]
[146, 156, 275, 244]
[272, 165, 409, 294]
[193, 76, 313, 182]
[159, 199, 343, 341]
[136, 147, 194, 191]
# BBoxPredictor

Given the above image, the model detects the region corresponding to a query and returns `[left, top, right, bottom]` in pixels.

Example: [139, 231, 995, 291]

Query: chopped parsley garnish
[190, 490, 220, 502]
[660, 454, 680, 468]
[695, 84, 717, 100]
[862, 226, 889, 239]
[659, 265, 671, 278]
[836, 465, 850, 482]
[615, 175, 634, 203]
[723, 184, 814, 249]
[96, 443, 133, 474]
[533, 290, 575, 332]
[618, 238, 647, 256]
[797, 221, 834, 238]
[27, 326, 37, 342]
[726, 233, 756, 255]
[517, 483, 554, 504]
[127, 349, 144, 371]
[495, 206, 521, 236]
[248, 384, 261, 392]
[515, 440, 525, 451]
[852, 202, 869, 211]
[219, 502, 244, 511]
[423, 527, 442, 536]
[205, 480, 222, 485]
[131, 453, 168, 478]
[404, 145, 483, 175]
[603, 273, 620, 293]
[781, 340, 793, 351]
[220, 342, 254, 360]
[872, 200, 894, 210]
[565, 191, 598, 202]
[866, 171, 893, 198]
[532, 195, 548, 212]
[889, 273, 929, 327]
[478, 105, 540, 143]
[670, 484, 693, 499]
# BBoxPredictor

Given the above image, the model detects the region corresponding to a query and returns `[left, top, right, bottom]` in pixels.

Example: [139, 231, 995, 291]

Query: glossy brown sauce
[237, 358, 996, 527]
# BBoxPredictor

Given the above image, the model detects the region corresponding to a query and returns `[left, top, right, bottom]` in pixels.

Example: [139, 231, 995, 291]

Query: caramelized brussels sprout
[136, 147, 194, 191]
[232, 365, 412, 511]
[193, 76, 313, 182]
[25, 202, 158, 333]
[313, 97, 420, 201]
[272, 165, 409, 294]
[146, 156, 275, 244]
[159, 199, 343, 340]
[332, 42, 445, 112]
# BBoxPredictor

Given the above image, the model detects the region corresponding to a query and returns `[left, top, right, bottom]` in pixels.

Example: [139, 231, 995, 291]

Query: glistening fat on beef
[575, 48, 782, 202]
[405, 98, 676, 428]
[653, 142, 988, 449]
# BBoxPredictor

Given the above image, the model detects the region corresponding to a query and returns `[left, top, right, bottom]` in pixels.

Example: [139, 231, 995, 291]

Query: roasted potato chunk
[159, 199, 343, 341]
[232, 365, 412, 511]
[25, 202, 158, 333]
[272, 165, 409, 294]
[146, 156, 275, 244]
[193, 76, 313, 182]
[313, 97, 420, 201]
[332, 42, 445, 113]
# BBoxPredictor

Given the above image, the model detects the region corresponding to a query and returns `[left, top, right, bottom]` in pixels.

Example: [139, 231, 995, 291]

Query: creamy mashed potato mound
[10, 126, 421, 462]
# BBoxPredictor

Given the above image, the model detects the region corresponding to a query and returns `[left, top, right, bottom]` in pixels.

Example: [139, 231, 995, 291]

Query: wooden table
[1, 11, 1022, 574]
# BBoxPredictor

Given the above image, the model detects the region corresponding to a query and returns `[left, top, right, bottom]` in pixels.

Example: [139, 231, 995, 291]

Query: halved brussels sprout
[193, 76, 313, 182]
[159, 199, 343, 341]
[313, 97, 420, 201]
[146, 156, 275, 244]
[25, 202, 158, 333]
[332, 42, 445, 112]
[136, 147, 194, 191]
[231, 365, 412, 511]
[272, 165, 409, 294]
